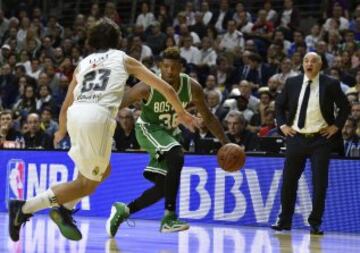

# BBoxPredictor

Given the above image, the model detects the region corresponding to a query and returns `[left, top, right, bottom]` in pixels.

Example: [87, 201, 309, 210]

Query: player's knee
[75, 177, 99, 196]
[165, 146, 184, 169]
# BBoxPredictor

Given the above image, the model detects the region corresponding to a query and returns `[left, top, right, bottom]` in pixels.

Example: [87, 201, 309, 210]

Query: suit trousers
[279, 133, 332, 226]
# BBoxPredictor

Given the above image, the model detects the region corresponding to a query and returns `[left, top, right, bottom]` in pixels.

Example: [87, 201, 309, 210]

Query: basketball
[217, 143, 246, 172]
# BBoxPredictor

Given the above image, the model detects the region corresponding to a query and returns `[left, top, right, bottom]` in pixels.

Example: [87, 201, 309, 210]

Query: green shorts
[135, 122, 181, 179]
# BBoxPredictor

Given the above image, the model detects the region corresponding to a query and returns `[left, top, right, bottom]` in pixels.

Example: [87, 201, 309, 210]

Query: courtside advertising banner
[0, 150, 359, 233]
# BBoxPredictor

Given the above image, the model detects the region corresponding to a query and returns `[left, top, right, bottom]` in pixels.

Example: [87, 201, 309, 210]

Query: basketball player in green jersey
[106, 47, 230, 235]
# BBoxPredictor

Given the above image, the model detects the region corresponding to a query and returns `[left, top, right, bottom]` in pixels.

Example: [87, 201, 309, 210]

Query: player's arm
[191, 79, 230, 145]
[54, 70, 78, 145]
[119, 82, 150, 109]
[124, 56, 199, 132]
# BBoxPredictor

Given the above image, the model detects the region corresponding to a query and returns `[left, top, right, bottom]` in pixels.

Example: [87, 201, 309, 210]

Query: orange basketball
[217, 143, 246, 172]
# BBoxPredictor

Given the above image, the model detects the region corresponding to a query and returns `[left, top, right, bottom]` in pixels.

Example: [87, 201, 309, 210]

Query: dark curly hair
[87, 18, 120, 50]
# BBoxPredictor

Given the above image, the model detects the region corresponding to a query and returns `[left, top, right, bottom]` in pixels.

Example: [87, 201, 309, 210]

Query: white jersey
[73, 49, 129, 110]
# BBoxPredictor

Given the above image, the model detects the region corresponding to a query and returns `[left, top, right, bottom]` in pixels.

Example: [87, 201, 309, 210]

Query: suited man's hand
[320, 125, 339, 139]
[280, 125, 297, 137]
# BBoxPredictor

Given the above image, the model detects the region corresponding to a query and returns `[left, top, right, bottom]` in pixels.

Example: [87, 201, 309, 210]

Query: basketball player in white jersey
[8, 18, 199, 242]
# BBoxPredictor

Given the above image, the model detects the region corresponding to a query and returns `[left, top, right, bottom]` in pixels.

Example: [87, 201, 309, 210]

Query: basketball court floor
[0, 213, 359, 253]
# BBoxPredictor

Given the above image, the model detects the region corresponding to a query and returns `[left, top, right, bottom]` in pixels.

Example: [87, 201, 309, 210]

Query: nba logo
[6, 159, 26, 202]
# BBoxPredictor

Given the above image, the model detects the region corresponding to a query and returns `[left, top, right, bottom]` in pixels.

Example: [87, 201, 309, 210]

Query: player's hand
[54, 130, 66, 146]
[177, 111, 201, 133]
[320, 125, 339, 139]
[280, 125, 297, 137]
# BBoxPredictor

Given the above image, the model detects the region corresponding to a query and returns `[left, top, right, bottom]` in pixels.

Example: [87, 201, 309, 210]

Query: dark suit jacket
[275, 74, 350, 129]
[210, 10, 234, 31]
[214, 106, 229, 122]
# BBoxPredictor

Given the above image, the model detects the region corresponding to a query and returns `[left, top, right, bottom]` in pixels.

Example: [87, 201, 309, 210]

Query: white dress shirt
[180, 46, 201, 65]
[136, 12, 155, 30]
[219, 30, 244, 51]
[292, 74, 328, 133]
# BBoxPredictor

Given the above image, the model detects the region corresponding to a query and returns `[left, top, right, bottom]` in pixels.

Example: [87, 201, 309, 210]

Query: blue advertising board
[0, 150, 359, 233]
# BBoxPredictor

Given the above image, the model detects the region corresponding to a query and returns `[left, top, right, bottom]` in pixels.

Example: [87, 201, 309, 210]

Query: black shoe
[310, 225, 324, 235]
[8, 200, 33, 241]
[271, 220, 291, 231]
[49, 206, 82, 241]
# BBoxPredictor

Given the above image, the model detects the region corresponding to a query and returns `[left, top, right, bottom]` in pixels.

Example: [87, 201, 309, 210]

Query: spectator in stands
[104, 1, 121, 24]
[199, 36, 217, 68]
[200, 1, 213, 26]
[272, 58, 299, 86]
[0, 109, 23, 148]
[205, 90, 228, 122]
[12, 84, 37, 117]
[0, 43, 11, 65]
[36, 84, 56, 113]
[157, 4, 172, 32]
[267, 75, 282, 98]
[240, 52, 275, 87]
[323, 4, 349, 32]
[342, 117, 360, 157]
[250, 9, 274, 48]
[23, 113, 53, 149]
[113, 108, 139, 151]
[184, 1, 196, 26]
[145, 21, 166, 55]
[288, 30, 306, 57]
[225, 110, 257, 151]
[136, 1, 155, 30]
[345, 90, 358, 104]
[219, 20, 244, 52]
[276, 0, 300, 36]
[27, 58, 42, 79]
[180, 35, 200, 66]
[328, 67, 349, 93]
[210, 0, 233, 34]
[232, 2, 252, 27]
[40, 106, 58, 136]
[266, 43, 284, 70]
[351, 102, 360, 122]
[273, 29, 291, 55]
[331, 55, 356, 86]
[315, 40, 334, 68]
[179, 23, 200, 45]
[264, 1, 278, 24]
[190, 12, 207, 40]
[0, 63, 17, 108]
[305, 24, 322, 51]
[214, 55, 237, 91]
[234, 9, 254, 35]
[0, 9, 9, 43]
[131, 35, 153, 62]
[258, 109, 276, 137]
[238, 80, 260, 113]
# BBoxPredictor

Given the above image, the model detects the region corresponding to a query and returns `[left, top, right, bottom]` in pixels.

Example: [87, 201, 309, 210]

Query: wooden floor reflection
[1, 213, 359, 253]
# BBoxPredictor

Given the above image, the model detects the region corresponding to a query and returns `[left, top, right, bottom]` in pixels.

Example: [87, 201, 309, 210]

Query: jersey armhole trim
[144, 87, 154, 106]
[188, 76, 192, 102]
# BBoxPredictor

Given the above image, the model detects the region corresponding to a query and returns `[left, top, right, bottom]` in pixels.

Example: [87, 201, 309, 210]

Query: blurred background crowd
[0, 0, 359, 157]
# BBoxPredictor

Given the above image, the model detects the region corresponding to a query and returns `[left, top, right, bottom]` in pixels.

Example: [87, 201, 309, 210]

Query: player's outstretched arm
[124, 56, 199, 132]
[119, 82, 150, 109]
[191, 79, 230, 145]
[54, 72, 77, 145]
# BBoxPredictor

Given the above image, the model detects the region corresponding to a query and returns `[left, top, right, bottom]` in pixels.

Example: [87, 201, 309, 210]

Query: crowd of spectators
[0, 0, 359, 157]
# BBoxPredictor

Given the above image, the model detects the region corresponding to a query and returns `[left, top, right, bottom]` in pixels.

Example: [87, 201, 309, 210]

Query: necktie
[297, 80, 312, 129]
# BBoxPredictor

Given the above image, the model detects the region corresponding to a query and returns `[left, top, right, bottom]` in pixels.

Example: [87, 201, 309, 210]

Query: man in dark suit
[273, 52, 350, 235]
[210, 0, 234, 33]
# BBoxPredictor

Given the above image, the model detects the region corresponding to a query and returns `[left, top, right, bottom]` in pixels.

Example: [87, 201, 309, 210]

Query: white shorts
[67, 103, 116, 182]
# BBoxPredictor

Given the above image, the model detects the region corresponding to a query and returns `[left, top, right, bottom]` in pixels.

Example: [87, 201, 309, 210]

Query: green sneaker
[49, 206, 82, 241]
[160, 212, 190, 233]
[106, 202, 130, 237]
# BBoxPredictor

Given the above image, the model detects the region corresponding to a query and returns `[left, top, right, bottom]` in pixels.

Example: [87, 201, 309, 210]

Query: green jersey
[139, 73, 192, 131]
